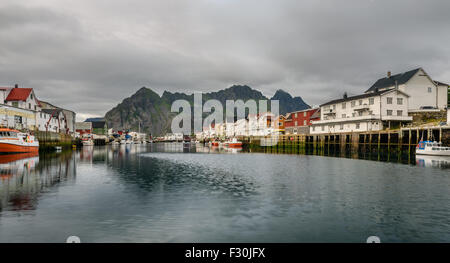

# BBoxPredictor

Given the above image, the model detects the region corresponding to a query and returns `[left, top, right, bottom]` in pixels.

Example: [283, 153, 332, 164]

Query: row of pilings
[238, 126, 450, 161]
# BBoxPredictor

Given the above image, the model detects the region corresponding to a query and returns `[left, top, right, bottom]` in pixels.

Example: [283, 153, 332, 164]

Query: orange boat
[224, 138, 243, 148]
[0, 128, 39, 153]
[211, 141, 220, 147]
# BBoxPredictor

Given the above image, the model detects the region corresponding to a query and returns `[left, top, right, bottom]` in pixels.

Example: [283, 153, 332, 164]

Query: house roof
[320, 89, 393, 107]
[434, 80, 449, 87]
[284, 108, 320, 120]
[365, 68, 421, 93]
[85, 117, 105, 122]
[5, 88, 33, 101]
[42, 108, 63, 116]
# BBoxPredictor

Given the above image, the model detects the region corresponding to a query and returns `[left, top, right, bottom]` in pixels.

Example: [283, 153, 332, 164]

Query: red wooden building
[284, 108, 320, 134]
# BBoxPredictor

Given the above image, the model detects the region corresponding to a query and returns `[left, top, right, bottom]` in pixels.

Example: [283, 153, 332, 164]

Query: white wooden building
[310, 89, 412, 134]
[365, 68, 448, 111]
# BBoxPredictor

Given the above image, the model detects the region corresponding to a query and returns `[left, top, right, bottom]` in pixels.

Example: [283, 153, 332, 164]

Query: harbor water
[0, 143, 449, 242]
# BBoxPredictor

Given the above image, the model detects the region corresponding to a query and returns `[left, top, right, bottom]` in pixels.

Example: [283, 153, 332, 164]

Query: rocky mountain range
[104, 85, 310, 136]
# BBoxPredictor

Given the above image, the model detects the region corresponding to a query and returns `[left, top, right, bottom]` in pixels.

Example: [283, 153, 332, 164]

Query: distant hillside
[105, 85, 310, 136]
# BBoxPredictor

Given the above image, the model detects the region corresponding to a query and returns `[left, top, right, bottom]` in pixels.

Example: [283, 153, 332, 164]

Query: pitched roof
[5, 88, 33, 101]
[365, 68, 421, 93]
[320, 89, 392, 107]
[434, 80, 449, 86]
[42, 108, 63, 116]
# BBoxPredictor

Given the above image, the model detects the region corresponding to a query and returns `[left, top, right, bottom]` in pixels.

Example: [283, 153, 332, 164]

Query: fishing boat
[82, 138, 94, 146]
[0, 128, 39, 153]
[224, 138, 243, 148]
[416, 141, 450, 156]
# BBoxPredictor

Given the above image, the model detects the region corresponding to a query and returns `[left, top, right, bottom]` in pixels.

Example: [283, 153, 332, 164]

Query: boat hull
[0, 142, 39, 153]
[227, 143, 242, 148]
[416, 150, 450, 156]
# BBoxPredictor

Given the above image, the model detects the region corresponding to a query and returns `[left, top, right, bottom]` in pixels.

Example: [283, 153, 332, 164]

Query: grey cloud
[0, 0, 449, 120]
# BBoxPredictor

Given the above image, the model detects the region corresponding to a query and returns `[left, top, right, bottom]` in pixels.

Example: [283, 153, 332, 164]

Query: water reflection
[416, 155, 450, 168]
[0, 151, 76, 212]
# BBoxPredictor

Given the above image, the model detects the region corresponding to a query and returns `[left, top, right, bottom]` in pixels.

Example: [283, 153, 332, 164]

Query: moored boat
[82, 138, 94, 146]
[0, 128, 39, 153]
[416, 141, 450, 156]
[224, 138, 243, 148]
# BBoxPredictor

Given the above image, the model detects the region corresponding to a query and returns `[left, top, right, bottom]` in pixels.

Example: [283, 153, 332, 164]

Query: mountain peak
[272, 89, 293, 99]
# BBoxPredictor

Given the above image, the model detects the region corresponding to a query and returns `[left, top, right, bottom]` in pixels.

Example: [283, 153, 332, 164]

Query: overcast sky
[1, 0, 449, 120]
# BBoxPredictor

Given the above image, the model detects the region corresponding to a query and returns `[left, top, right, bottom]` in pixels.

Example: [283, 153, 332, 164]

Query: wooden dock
[239, 126, 450, 153]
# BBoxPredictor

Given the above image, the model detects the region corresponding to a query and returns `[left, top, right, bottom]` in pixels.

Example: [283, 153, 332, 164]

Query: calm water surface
[0, 143, 449, 242]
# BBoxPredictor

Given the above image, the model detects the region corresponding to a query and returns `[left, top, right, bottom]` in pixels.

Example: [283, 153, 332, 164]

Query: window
[333, 105, 336, 110]
[356, 123, 360, 129]
[358, 111, 363, 116]
[351, 101, 356, 107]
[397, 110, 403, 116]
[12, 101, 18, 107]
[342, 114, 346, 118]
[359, 100, 362, 105]
[340, 124, 344, 130]
[397, 98, 403, 105]
[295, 121, 297, 126]
[29, 103, 31, 109]
[30, 94, 33, 99]
[387, 97, 393, 104]
[295, 113, 297, 118]
[342, 102, 346, 109]
[321, 126, 324, 131]
[34, 105, 37, 110]
[387, 110, 393, 116]
[312, 126, 315, 132]
[369, 98, 374, 105]
[303, 120, 307, 125]
[427, 87, 432, 93]
[304, 112, 307, 117]
[352, 112, 356, 117]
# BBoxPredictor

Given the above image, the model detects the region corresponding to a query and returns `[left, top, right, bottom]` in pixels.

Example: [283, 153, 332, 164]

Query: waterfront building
[365, 68, 447, 111]
[234, 118, 248, 136]
[0, 84, 76, 134]
[40, 101, 76, 135]
[41, 109, 69, 133]
[285, 108, 320, 135]
[225, 121, 235, 137]
[75, 122, 92, 137]
[310, 89, 412, 134]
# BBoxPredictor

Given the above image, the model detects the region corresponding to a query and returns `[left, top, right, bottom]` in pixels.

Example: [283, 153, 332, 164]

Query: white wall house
[0, 85, 75, 134]
[365, 68, 447, 111]
[310, 89, 412, 134]
[234, 119, 248, 136]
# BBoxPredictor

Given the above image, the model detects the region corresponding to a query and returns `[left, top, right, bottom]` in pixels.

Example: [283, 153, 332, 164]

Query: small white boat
[82, 138, 94, 146]
[125, 140, 133, 144]
[120, 140, 126, 144]
[111, 141, 119, 145]
[416, 141, 450, 156]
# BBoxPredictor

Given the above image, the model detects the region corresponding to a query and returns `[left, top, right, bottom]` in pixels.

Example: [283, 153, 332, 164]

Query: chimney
[387, 71, 391, 78]
[343, 92, 348, 99]
[14, 84, 18, 89]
